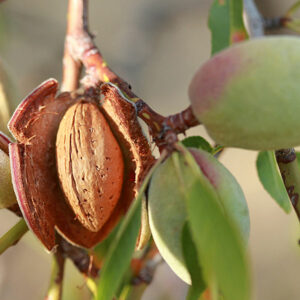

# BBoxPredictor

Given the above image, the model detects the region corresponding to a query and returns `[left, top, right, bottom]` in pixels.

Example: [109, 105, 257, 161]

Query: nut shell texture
[189, 36, 300, 150]
[56, 101, 124, 232]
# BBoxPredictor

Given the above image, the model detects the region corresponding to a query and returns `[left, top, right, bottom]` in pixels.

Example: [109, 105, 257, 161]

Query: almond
[56, 101, 124, 232]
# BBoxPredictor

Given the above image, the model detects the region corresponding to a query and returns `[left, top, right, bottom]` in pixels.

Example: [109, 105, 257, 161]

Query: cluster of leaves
[90, 1, 253, 299]
[93, 1, 298, 299]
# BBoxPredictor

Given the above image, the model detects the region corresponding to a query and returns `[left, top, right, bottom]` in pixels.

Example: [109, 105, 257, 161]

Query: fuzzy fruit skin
[0, 149, 16, 208]
[189, 36, 300, 150]
[148, 149, 249, 284]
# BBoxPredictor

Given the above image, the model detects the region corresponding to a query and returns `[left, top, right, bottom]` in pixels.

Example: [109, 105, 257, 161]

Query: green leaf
[182, 222, 206, 300]
[211, 145, 224, 156]
[182, 136, 213, 153]
[208, 0, 230, 55]
[0, 148, 17, 209]
[92, 222, 120, 262]
[229, 0, 248, 43]
[208, 0, 248, 55]
[296, 152, 300, 165]
[96, 153, 167, 300]
[175, 147, 251, 300]
[256, 151, 291, 213]
[95, 196, 141, 300]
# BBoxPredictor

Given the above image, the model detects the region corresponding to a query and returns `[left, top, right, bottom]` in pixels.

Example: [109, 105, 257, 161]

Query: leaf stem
[0, 219, 28, 255]
[57, 235, 99, 278]
[285, 1, 300, 17]
[44, 251, 65, 300]
[243, 0, 264, 36]
[61, 0, 84, 91]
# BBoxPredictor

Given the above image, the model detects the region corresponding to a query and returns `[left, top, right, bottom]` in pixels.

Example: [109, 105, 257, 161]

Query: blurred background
[0, 0, 300, 299]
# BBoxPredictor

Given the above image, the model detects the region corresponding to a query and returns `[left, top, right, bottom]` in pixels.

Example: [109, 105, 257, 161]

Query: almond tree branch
[66, 0, 200, 151]
[118, 244, 163, 300]
[58, 235, 99, 278]
[243, 0, 264, 36]
[243, 0, 293, 32]
[263, 17, 290, 30]
[276, 149, 300, 220]
[244, 0, 300, 222]
[61, 0, 84, 91]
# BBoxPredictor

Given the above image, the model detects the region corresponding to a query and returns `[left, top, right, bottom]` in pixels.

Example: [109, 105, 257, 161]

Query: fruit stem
[0, 131, 11, 155]
[243, 0, 265, 37]
[57, 235, 99, 278]
[61, 0, 84, 92]
[118, 284, 147, 300]
[65, 0, 200, 151]
[44, 251, 65, 300]
[276, 149, 300, 221]
[119, 246, 163, 300]
[0, 219, 28, 255]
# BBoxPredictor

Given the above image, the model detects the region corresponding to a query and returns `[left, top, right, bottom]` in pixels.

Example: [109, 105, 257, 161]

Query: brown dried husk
[99, 83, 155, 250]
[9, 79, 154, 250]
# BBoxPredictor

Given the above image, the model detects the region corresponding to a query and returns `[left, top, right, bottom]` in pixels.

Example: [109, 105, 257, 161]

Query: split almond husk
[8, 79, 154, 251]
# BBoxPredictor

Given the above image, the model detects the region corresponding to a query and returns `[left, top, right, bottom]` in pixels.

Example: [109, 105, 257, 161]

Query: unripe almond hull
[189, 37, 300, 150]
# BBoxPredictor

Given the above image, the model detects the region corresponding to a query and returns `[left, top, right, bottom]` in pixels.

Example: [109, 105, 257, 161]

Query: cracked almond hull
[8, 79, 154, 250]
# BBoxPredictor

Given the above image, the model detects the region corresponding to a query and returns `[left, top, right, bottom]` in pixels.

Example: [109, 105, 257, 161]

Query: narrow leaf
[182, 222, 206, 300]
[208, 0, 248, 55]
[92, 222, 120, 262]
[229, 0, 249, 43]
[182, 136, 213, 153]
[96, 200, 141, 300]
[96, 153, 167, 300]
[296, 152, 300, 165]
[256, 151, 291, 213]
[208, 0, 230, 55]
[186, 182, 250, 300]
[176, 148, 251, 300]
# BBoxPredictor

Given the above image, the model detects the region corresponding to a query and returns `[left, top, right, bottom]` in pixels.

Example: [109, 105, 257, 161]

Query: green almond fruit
[189, 36, 300, 150]
[148, 148, 249, 284]
[0, 149, 16, 209]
